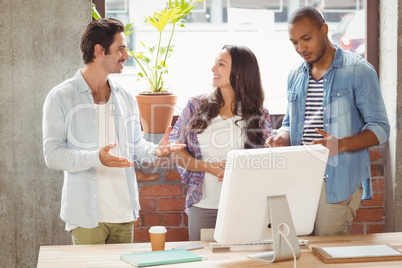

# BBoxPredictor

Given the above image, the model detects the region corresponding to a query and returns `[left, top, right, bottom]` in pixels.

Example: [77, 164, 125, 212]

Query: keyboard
[209, 239, 309, 252]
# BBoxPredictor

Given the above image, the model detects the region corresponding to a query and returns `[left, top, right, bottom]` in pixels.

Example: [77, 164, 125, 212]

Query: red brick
[159, 197, 186, 211]
[354, 208, 384, 222]
[362, 193, 384, 207]
[166, 228, 189, 242]
[140, 184, 183, 197]
[139, 197, 157, 213]
[135, 170, 159, 182]
[142, 213, 182, 227]
[370, 149, 382, 161]
[183, 213, 188, 227]
[150, 157, 172, 168]
[166, 170, 182, 181]
[372, 178, 384, 192]
[370, 164, 383, 176]
[367, 224, 385, 234]
[134, 228, 151, 242]
[134, 218, 141, 227]
[351, 223, 364, 234]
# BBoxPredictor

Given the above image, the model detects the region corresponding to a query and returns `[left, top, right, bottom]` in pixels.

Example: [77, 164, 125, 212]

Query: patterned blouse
[169, 95, 273, 214]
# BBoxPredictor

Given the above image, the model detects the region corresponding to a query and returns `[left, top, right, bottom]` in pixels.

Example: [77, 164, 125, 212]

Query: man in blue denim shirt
[267, 7, 390, 235]
[42, 18, 184, 244]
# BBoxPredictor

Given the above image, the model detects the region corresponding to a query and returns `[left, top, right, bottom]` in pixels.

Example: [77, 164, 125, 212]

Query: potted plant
[130, 0, 203, 133]
[93, 0, 202, 133]
[129, 0, 201, 133]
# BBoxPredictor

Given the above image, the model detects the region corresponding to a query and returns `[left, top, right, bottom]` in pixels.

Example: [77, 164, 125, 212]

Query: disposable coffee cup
[149, 226, 167, 251]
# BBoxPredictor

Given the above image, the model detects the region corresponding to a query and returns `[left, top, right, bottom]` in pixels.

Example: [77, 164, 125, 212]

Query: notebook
[120, 249, 203, 267]
[312, 244, 402, 264]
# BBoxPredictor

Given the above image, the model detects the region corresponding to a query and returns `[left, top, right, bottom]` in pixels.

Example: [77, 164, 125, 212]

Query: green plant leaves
[144, 8, 182, 33]
[91, 3, 101, 20]
[125, 23, 135, 36]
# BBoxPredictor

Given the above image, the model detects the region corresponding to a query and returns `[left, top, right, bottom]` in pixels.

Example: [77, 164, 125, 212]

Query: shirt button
[324, 79, 327, 82]
[325, 124, 328, 127]
[326, 175, 329, 178]
[324, 107, 326, 111]
[337, 93, 340, 96]
[323, 92, 326, 95]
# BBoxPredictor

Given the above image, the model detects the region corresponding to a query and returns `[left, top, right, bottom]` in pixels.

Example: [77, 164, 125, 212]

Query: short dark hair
[288, 6, 325, 30]
[80, 18, 125, 64]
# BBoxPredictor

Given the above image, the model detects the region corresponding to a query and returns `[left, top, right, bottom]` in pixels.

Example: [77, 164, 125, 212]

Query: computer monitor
[214, 145, 329, 246]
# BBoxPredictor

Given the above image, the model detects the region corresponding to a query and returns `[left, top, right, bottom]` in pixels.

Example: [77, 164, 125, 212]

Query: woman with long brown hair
[169, 45, 273, 240]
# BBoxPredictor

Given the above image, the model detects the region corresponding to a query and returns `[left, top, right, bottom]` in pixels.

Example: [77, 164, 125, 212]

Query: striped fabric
[301, 75, 324, 144]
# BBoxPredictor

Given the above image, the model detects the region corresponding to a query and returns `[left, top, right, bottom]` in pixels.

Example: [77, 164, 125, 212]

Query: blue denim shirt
[42, 70, 157, 228]
[279, 47, 390, 203]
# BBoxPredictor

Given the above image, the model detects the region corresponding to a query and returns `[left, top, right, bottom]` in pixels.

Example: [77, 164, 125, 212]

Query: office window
[105, 0, 365, 114]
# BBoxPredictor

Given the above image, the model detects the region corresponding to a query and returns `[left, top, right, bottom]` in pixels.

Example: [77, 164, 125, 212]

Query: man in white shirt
[42, 18, 184, 244]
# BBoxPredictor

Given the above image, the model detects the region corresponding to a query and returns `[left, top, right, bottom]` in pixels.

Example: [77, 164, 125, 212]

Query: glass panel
[105, 0, 366, 115]
[106, 0, 128, 13]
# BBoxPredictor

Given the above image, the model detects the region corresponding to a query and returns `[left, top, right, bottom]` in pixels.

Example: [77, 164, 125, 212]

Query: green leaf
[144, 8, 182, 32]
[92, 3, 101, 19]
[125, 23, 135, 36]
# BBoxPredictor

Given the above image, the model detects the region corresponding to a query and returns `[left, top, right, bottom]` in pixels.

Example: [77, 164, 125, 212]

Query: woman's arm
[172, 149, 225, 179]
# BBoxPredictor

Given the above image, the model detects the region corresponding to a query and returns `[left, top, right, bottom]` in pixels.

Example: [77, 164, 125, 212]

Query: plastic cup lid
[149, 226, 167, 234]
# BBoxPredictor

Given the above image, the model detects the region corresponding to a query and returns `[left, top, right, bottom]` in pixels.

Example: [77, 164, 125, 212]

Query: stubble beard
[306, 37, 327, 65]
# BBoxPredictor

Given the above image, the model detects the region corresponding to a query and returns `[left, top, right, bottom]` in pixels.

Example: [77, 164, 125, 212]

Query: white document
[322, 244, 402, 258]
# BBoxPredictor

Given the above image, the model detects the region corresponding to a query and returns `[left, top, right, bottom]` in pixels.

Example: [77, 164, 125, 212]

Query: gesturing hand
[155, 125, 187, 157]
[99, 143, 134, 167]
[310, 129, 339, 156]
[265, 135, 285, 147]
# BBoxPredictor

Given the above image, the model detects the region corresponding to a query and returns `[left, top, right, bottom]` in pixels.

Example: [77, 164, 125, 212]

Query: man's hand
[155, 126, 186, 157]
[310, 129, 339, 156]
[265, 131, 290, 148]
[99, 143, 134, 167]
[265, 135, 286, 147]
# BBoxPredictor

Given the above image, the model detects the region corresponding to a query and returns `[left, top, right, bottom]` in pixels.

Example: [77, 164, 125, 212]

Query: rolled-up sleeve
[354, 60, 390, 145]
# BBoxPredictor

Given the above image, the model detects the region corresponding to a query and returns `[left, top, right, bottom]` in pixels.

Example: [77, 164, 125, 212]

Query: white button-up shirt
[42, 70, 157, 228]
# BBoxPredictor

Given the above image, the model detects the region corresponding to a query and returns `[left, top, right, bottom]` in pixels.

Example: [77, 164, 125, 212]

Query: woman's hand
[206, 160, 226, 182]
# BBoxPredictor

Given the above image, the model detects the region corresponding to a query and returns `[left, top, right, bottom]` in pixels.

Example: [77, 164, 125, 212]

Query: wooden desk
[37, 232, 402, 267]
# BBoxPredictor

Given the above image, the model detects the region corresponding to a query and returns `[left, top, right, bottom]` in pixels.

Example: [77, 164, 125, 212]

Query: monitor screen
[214, 145, 329, 245]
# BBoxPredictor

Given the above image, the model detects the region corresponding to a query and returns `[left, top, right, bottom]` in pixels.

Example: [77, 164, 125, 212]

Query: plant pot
[136, 93, 178, 134]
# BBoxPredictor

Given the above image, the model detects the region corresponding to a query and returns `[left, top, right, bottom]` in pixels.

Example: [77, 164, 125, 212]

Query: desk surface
[37, 232, 402, 267]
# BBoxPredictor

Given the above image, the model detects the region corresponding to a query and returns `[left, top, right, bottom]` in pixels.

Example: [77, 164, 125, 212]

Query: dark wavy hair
[191, 45, 265, 149]
[80, 18, 125, 64]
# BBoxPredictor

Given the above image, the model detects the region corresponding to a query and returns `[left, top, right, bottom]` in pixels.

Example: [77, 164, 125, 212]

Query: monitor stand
[248, 195, 301, 263]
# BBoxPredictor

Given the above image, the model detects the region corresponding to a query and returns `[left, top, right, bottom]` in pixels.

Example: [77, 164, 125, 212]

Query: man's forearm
[338, 129, 379, 153]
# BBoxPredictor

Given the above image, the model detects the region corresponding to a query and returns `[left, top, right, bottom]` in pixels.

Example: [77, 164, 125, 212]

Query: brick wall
[133, 144, 387, 242]
[133, 164, 189, 242]
[351, 144, 387, 234]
